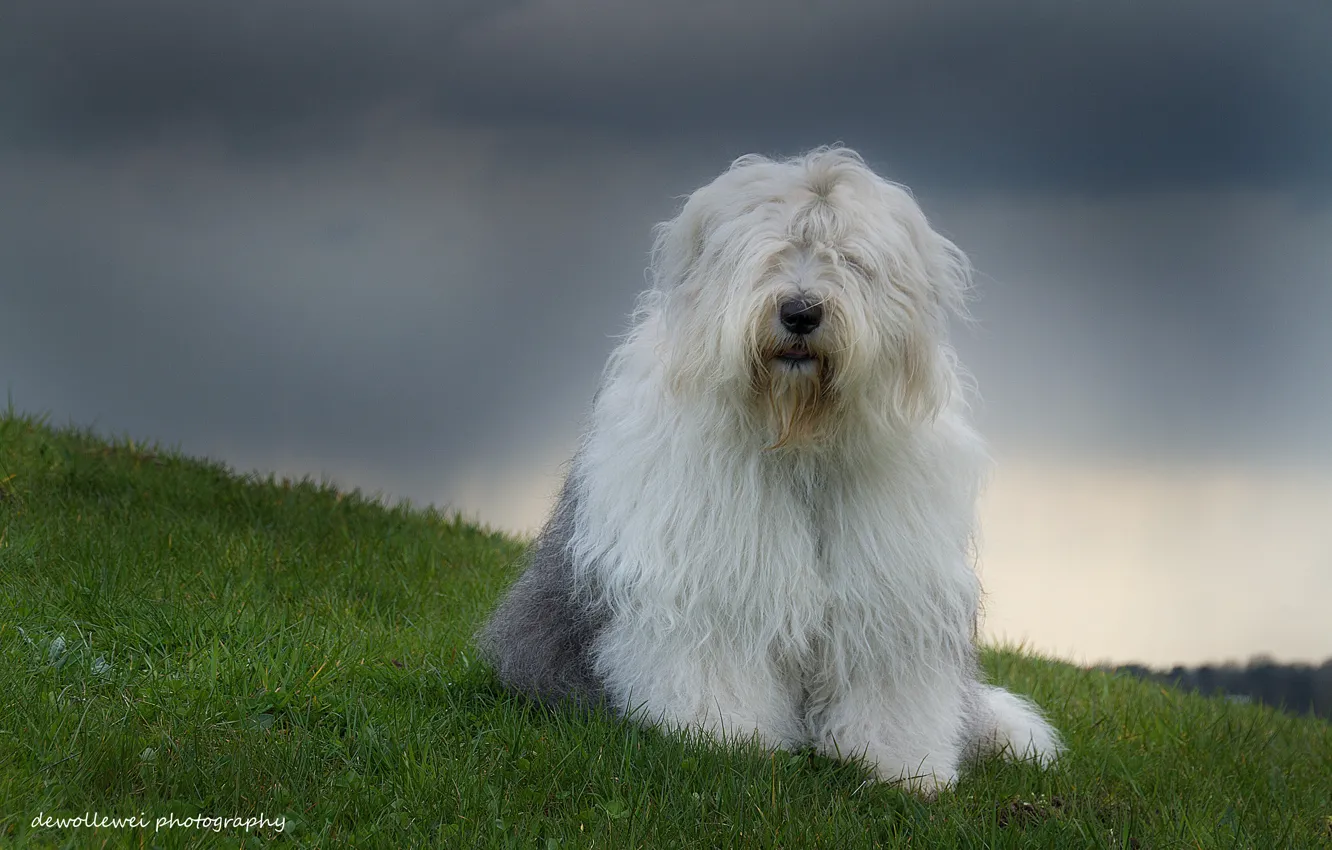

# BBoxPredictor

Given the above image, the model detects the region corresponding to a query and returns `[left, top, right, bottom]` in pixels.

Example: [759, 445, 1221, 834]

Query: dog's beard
[751, 336, 836, 450]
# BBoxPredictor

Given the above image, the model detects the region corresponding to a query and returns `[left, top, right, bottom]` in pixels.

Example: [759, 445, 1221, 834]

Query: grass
[0, 410, 1329, 849]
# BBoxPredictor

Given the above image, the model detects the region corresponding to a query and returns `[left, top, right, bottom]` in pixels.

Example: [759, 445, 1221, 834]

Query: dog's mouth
[772, 346, 820, 373]
[773, 344, 818, 367]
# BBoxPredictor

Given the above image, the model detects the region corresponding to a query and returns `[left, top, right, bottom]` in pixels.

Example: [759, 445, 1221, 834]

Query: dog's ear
[922, 229, 972, 324]
[648, 194, 710, 396]
[887, 329, 950, 425]
[650, 196, 710, 293]
[879, 183, 972, 325]
[893, 228, 967, 424]
[651, 184, 759, 397]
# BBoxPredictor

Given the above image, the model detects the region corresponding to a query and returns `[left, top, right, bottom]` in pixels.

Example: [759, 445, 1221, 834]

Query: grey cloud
[4, 131, 1329, 489]
[3, 1, 1329, 192]
[2, 0, 506, 148]
[443, 1, 1332, 192]
[939, 192, 1332, 464]
[0, 130, 685, 503]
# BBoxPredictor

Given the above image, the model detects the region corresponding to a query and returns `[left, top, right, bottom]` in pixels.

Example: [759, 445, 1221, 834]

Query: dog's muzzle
[779, 298, 823, 336]
[773, 298, 823, 365]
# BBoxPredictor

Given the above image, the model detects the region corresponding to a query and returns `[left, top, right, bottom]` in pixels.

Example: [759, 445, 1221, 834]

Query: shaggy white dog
[480, 147, 1060, 795]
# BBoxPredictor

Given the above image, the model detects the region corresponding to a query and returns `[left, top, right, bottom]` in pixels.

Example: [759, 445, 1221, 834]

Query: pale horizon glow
[977, 458, 1332, 667]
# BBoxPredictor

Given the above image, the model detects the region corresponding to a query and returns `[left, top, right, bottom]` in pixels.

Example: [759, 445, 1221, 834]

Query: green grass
[0, 411, 1329, 849]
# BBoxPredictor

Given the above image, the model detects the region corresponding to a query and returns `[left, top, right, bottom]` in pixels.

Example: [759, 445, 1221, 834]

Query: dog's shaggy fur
[480, 147, 1061, 795]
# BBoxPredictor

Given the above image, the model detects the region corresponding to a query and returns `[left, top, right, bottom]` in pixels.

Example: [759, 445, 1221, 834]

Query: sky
[2, 1, 1330, 666]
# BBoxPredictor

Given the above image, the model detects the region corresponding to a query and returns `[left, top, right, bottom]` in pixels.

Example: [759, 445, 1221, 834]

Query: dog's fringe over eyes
[478, 146, 1061, 798]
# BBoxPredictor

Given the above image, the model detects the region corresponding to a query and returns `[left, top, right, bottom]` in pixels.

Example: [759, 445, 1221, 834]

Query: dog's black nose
[779, 298, 823, 336]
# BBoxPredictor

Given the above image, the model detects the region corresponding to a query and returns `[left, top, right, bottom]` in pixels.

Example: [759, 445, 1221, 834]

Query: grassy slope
[0, 412, 1328, 849]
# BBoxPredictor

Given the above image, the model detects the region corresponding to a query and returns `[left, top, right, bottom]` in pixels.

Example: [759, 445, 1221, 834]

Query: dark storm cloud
[3, 0, 1329, 192]
[1, 0, 505, 148]
[938, 193, 1332, 464]
[0, 131, 692, 520]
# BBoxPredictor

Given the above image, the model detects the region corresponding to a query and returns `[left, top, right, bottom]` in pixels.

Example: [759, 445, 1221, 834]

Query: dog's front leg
[595, 616, 806, 752]
[810, 666, 970, 797]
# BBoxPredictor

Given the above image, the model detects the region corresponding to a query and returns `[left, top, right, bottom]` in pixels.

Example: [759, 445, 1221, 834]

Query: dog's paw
[881, 763, 957, 800]
[895, 770, 955, 800]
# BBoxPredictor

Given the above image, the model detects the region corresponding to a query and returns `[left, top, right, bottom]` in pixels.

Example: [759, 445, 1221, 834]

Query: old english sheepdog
[480, 147, 1061, 794]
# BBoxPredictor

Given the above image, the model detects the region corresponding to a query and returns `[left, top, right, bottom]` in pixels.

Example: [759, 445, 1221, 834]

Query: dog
[479, 147, 1061, 795]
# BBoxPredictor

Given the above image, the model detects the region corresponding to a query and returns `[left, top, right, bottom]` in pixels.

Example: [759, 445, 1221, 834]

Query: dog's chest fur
[758, 439, 980, 671]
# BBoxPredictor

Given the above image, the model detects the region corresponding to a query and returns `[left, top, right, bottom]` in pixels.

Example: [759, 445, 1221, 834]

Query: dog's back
[477, 480, 608, 706]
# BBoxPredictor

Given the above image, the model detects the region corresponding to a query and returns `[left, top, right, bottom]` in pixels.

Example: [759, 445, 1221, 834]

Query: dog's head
[648, 147, 971, 448]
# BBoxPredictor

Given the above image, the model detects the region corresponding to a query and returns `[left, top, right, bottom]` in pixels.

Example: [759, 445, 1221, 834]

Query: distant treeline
[1107, 657, 1332, 720]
